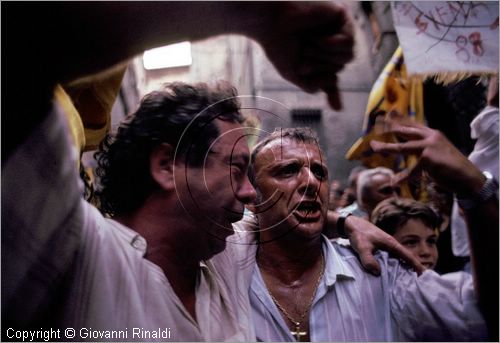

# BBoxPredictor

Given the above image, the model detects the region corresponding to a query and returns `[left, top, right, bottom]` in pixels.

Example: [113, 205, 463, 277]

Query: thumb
[358, 250, 381, 276]
[325, 84, 342, 110]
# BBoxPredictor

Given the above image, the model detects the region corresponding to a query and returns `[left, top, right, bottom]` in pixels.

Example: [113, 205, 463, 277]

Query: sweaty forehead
[255, 137, 325, 165]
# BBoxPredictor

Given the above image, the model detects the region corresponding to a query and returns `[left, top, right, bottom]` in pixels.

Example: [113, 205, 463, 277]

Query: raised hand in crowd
[371, 118, 499, 339]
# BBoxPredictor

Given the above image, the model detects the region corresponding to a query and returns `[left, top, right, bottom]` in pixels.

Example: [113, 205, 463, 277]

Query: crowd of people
[3, 2, 498, 342]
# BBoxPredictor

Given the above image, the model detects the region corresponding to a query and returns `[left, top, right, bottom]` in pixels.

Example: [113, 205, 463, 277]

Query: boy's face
[393, 218, 439, 269]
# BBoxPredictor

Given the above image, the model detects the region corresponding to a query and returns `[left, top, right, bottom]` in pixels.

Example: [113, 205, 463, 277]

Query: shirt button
[131, 235, 147, 251]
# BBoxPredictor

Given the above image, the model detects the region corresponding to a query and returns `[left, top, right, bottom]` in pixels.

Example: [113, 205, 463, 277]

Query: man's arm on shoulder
[326, 211, 425, 276]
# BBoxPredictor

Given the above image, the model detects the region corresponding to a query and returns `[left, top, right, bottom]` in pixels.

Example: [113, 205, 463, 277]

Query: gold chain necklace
[266, 254, 325, 342]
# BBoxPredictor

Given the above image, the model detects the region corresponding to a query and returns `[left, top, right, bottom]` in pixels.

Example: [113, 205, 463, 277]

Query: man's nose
[235, 176, 257, 204]
[299, 168, 321, 196]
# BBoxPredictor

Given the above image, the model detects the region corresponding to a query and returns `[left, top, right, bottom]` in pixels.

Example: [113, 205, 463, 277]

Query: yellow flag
[346, 47, 424, 172]
[64, 62, 128, 152]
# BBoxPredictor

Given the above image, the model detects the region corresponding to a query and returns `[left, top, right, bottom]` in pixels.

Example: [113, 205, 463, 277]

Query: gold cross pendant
[291, 322, 307, 342]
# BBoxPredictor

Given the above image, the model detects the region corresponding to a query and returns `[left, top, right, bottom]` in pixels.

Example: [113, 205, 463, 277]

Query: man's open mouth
[293, 201, 322, 220]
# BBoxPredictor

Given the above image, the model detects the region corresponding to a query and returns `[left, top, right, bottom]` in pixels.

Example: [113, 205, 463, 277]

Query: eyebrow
[266, 159, 328, 173]
[228, 153, 250, 166]
[400, 233, 437, 239]
[266, 159, 300, 171]
[399, 234, 421, 240]
[311, 160, 328, 172]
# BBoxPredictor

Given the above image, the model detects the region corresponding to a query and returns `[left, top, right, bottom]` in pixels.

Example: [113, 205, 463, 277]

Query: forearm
[2, 105, 85, 323]
[462, 197, 499, 340]
[453, 169, 499, 340]
[325, 210, 424, 275]
[3, 2, 278, 158]
[7, 2, 279, 83]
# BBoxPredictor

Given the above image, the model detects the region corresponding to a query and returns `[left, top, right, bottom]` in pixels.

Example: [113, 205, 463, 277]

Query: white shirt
[2, 103, 254, 341]
[451, 106, 499, 257]
[249, 237, 487, 341]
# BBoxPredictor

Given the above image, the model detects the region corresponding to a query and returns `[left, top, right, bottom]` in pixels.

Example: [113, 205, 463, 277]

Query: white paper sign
[392, 1, 499, 75]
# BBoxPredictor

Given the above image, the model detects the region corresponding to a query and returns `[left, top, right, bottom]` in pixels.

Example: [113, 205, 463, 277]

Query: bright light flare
[143, 41, 192, 70]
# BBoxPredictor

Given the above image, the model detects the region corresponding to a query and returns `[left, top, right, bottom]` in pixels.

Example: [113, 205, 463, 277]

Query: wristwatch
[336, 211, 352, 239]
[456, 171, 499, 211]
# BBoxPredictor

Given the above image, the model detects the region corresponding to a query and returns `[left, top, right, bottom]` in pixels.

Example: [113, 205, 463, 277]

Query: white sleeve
[213, 211, 259, 289]
[2, 102, 86, 324]
[209, 213, 259, 341]
[389, 266, 488, 341]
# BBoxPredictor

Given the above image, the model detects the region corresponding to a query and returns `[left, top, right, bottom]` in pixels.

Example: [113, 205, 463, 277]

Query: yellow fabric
[54, 84, 87, 154]
[55, 62, 127, 155]
[54, 61, 127, 196]
[64, 62, 127, 151]
[346, 47, 424, 172]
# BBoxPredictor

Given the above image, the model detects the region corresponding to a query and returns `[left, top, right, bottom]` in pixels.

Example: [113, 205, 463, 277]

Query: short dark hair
[371, 197, 441, 235]
[95, 81, 242, 216]
[248, 127, 323, 184]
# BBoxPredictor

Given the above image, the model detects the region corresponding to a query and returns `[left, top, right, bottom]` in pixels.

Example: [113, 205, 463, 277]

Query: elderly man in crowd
[354, 167, 400, 220]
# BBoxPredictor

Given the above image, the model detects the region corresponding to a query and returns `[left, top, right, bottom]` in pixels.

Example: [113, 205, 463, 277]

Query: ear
[150, 143, 175, 191]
